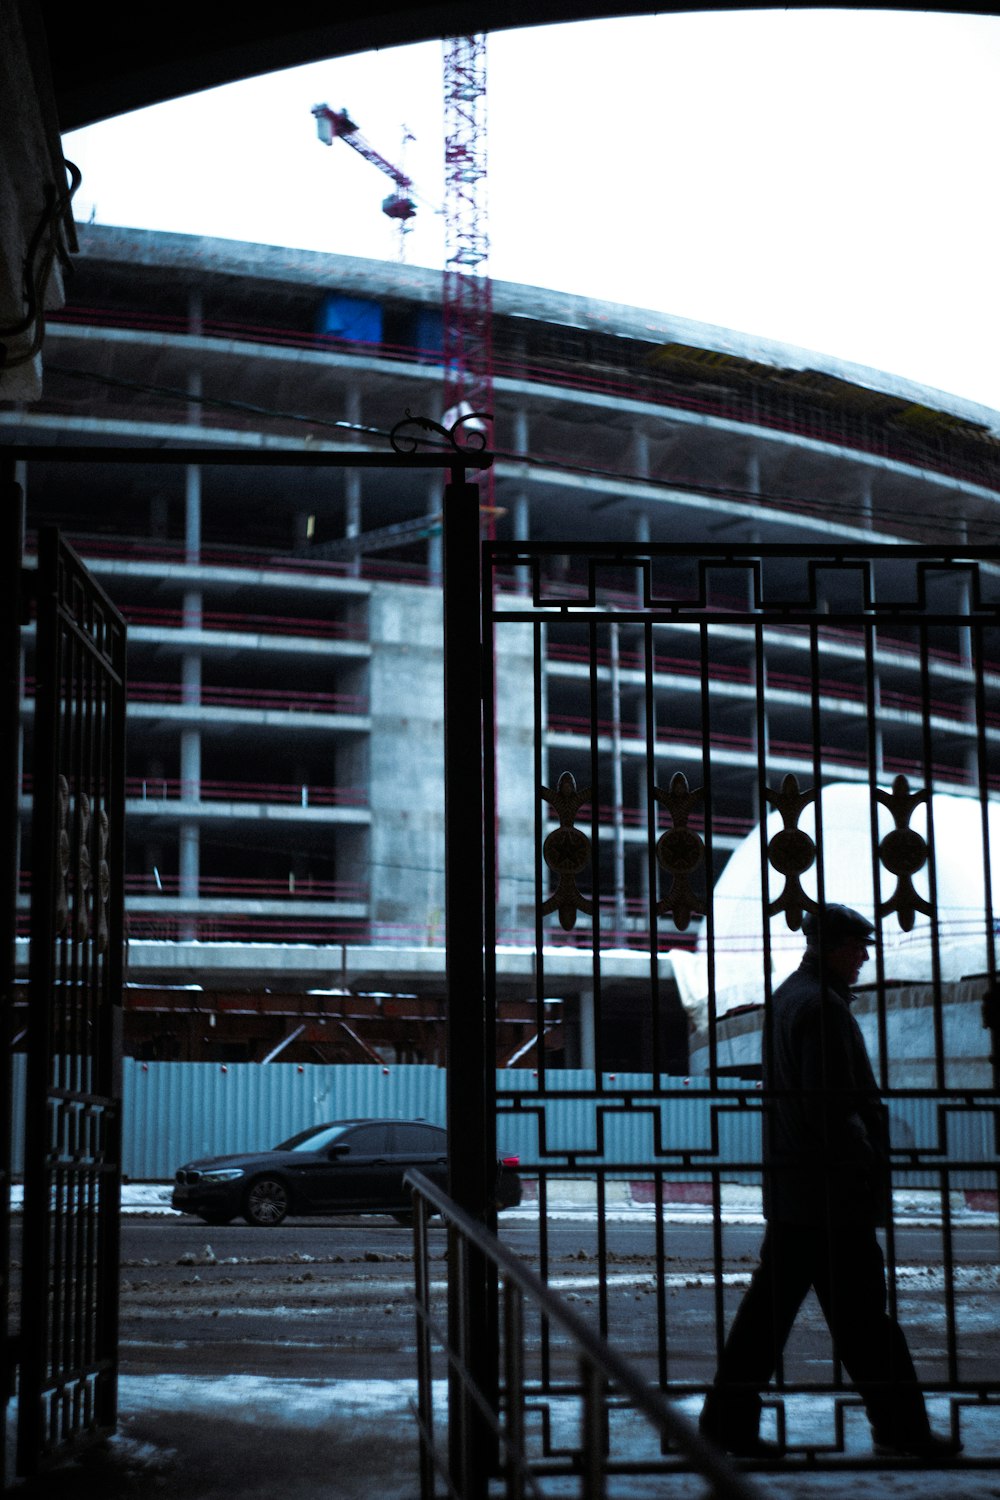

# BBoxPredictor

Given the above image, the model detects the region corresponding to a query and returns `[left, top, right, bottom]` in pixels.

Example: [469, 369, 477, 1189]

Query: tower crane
[441, 34, 494, 516]
[312, 39, 494, 511]
[312, 104, 417, 254]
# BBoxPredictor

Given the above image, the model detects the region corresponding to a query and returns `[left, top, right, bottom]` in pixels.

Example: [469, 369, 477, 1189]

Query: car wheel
[198, 1214, 233, 1227]
[244, 1177, 290, 1227]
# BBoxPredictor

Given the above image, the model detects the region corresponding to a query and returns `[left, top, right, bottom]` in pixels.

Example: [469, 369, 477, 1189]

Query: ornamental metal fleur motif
[653, 772, 706, 930]
[876, 774, 931, 932]
[540, 772, 594, 932]
[74, 791, 93, 943]
[96, 806, 111, 954]
[55, 775, 71, 935]
[389, 408, 492, 454]
[764, 774, 818, 929]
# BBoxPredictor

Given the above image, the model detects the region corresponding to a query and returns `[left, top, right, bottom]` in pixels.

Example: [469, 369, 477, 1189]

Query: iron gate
[17, 526, 127, 1474]
[478, 540, 1000, 1470]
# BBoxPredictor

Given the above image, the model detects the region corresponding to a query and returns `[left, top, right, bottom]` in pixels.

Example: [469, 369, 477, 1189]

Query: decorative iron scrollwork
[55, 775, 70, 935]
[96, 807, 111, 954]
[653, 773, 705, 930]
[876, 774, 931, 932]
[74, 791, 92, 943]
[764, 774, 818, 929]
[389, 408, 492, 455]
[540, 772, 594, 931]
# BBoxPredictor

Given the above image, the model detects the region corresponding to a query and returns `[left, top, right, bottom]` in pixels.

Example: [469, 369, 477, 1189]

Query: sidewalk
[86, 1179, 997, 1226]
[7, 1380, 998, 1499]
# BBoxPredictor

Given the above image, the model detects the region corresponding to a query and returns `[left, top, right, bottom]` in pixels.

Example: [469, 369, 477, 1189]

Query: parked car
[171, 1117, 522, 1227]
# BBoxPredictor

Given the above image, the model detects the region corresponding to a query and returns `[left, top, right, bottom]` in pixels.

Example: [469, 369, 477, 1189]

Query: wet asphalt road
[107, 1216, 1000, 1386]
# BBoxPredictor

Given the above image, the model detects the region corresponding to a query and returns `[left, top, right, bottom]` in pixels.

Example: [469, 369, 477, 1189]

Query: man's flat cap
[803, 904, 875, 947]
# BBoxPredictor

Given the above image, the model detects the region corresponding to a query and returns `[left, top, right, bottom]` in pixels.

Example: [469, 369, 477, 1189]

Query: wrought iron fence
[406, 1168, 763, 1500]
[474, 540, 1000, 1469]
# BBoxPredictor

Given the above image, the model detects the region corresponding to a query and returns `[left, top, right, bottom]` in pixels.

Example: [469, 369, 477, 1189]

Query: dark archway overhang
[39, 1, 1000, 132]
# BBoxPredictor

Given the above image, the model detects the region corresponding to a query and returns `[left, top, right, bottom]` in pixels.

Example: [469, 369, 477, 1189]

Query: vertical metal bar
[653, 1164, 668, 1392]
[533, 619, 547, 1092]
[443, 477, 491, 1500]
[643, 619, 659, 1088]
[971, 616, 999, 1093]
[537, 1169, 552, 1391]
[588, 618, 603, 1083]
[579, 1360, 606, 1500]
[596, 1171, 608, 1341]
[939, 1160, 959, 1386]
[917, 619, 945, 1092]
[0, 460, 24, 1430]
[808, 613, 842, 1398]
[711, 1164, 726, 1368]
[413, 1198, 436, 1500]
[700, 621, 718, 1089]
[99, 585, 126, 1432]
[19, 528, 62, 1472]
[864, 612, 900, 1331]
[752, 609, 783, 1398]
[502, 1280, 526, 1500]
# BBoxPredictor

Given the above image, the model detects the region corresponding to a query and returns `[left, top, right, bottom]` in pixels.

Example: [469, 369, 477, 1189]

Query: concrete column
[187, 291, 203, 427]
[609, 624, 627, 942]
[633, 510, 650, 607]
[957, 523, 979, 785]
[180, 454, 202, 937]
[426, 473, 442, 586]
[513, 491, 530, 594]
[747, 523, 767, 824]
[512, 407, 529, 458]
[185, 465, 201, 566]
[345, 389, 362, 579]
[178, 821, 199, 939]
[630, 428, 650, 480]
[868, 538, 886, 778]
[578, 989, 596, 1072]
[746, 448, 761, 498]
[860, 471, 875, 530]
[188, 289, 203, 337]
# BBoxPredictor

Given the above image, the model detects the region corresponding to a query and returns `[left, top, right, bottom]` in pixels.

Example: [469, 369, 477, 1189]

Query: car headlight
[199, 1168, 245, 1183]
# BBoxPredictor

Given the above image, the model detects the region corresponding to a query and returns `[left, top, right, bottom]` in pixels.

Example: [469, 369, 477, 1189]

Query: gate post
[442, 471, 497, 1499]
[0, 458, 24, 1462]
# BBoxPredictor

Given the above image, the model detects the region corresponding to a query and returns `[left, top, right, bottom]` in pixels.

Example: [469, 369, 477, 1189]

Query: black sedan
[171, 1117, 522, 1227]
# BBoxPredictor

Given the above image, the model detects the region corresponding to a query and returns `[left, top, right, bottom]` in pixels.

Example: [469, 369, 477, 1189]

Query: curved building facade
[6, 223, 999, 1065]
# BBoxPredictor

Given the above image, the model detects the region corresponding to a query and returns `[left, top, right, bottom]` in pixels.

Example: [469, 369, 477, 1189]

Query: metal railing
[405, 1168, 762, 1500]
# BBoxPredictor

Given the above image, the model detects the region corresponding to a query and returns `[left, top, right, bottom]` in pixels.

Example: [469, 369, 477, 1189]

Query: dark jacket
[762, 953, 889, 1227]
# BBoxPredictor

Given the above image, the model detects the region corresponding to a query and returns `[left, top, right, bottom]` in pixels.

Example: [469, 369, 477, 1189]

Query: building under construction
[7, 222, 1000, 1067]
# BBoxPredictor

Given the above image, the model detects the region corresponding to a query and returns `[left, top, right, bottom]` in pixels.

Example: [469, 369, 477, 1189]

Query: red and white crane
[312, 38, 494, 507]
[312, 104, 417, 253]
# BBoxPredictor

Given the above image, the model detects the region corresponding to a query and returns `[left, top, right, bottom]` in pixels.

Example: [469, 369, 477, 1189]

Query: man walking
[700, 904, 959, 1459]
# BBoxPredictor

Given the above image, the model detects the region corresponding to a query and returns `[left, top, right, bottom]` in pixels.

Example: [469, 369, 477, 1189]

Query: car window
[274, 1122, 354, 1153]
[390, 1123, 446, 1155]
[341, 1123, 389, 1155]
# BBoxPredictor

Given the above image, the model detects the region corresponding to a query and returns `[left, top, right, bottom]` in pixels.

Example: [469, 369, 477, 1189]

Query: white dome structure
[672, 781, 1000, 1034]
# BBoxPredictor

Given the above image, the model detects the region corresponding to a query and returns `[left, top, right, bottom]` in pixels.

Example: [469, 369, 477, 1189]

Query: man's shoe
[698, 1421, 781, 1459]
[873, 1430, 962, 1460]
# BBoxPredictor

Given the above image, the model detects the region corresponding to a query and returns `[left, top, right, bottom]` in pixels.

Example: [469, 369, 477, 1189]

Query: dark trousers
[701, 1221, 930, 1445]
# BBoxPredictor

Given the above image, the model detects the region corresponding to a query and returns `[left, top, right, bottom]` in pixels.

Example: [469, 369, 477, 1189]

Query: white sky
[64, 8, 1000, 412]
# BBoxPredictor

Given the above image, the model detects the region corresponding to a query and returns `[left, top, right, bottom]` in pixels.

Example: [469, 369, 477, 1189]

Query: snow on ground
[88, 1379, 1000, 1500]
[7, 1180, 994, 1229]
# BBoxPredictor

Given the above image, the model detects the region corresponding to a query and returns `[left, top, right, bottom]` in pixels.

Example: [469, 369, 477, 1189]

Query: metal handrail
[405, 1168, 763, 1500]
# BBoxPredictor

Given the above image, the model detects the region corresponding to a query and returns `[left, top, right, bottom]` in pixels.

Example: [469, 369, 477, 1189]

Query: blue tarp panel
[412, 308, 443, 356]
[317, 294, 383, 344]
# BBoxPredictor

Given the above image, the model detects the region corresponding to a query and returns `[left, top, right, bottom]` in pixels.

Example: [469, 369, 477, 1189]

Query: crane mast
[312, 43, 494, 509]
[442, 34, 494, 515]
